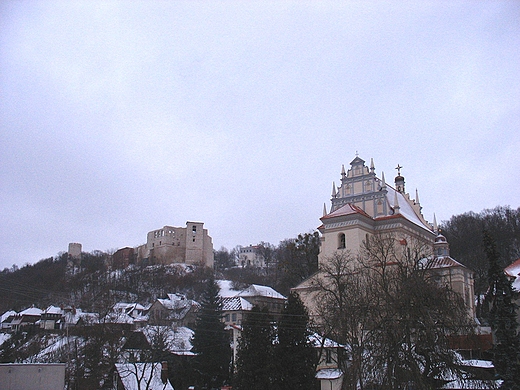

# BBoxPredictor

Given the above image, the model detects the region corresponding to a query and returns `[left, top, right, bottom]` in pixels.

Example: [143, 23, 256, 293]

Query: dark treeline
[0, 231, 320, 313]
[2, 205, 519, 316]
[440, 206, 520, 310]
[216, 231, 320, 296]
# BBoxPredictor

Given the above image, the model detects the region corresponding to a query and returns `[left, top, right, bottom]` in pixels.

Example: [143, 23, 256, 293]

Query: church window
[192, 225, 197, 233]
[338, 233, 346, 249]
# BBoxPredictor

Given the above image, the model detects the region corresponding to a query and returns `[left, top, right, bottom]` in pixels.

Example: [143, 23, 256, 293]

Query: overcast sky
[1, 1, 519, 270]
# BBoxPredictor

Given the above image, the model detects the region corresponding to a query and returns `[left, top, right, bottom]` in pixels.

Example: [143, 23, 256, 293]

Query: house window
[338, 233, 346, 249]
[232, 313, 237, 322]
[225, 314, 230, 322]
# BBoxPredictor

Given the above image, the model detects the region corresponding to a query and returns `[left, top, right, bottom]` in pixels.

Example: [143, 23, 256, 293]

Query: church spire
[415, 188, 420, 205]
[341, 164, 346, 177]
[393, 190, 400, 214]
[323, 203, 328, 217]
[433, 213, 438, 233]
[331, 182, 337, 197]
[370, 158, 375, 173]
[381, 172, 386, 189]
[395, 164, 405, 193]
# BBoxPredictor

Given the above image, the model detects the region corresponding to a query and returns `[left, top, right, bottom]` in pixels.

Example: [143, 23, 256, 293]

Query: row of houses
[0, 280, 286, 332]
[0, 280, 353, 389]
[1, 306, 98, 332]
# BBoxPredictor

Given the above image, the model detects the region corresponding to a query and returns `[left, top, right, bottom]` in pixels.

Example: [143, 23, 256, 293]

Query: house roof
[154, 296, 198, 321]
[43, 306, 63, 315]
[18, 307, 42, 316]
[236, 284, 286, 300]
[222, 297, 254, 311]
[505, 258, 520, 278]
[1, 310, 17, 323]
[316, 368, 343, 380]
[141, 325, 194, 355]
[218, 280, 286, 300]
[423, 256, 468, 270]
[505, 258, 520, 291]
[64, 309, 99, 325]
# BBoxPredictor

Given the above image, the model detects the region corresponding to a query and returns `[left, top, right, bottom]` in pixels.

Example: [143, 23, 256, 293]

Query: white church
[293, 155, 476, 389]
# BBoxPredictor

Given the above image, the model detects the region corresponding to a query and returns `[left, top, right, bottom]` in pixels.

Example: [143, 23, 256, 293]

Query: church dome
[435, 233, 447, 243]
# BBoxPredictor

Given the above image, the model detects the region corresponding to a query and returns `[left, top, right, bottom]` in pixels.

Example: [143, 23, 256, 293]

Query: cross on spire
[355, 150, 359, 157]
[395, 164, 403, 176]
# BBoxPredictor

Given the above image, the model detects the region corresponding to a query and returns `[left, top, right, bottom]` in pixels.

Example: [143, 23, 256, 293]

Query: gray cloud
[1, 1, 519, 269]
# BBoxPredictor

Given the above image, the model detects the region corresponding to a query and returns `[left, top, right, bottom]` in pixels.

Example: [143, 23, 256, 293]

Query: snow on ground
[217, 280, 241, 298]
[0, 332, 11, 346]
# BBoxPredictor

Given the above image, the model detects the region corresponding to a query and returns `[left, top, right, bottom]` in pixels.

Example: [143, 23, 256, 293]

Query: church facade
[293, 155, 475, 319]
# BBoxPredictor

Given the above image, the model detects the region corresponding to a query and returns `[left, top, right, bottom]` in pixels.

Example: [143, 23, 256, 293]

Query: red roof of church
[321, 203, 371, 220]
[427, 256, 467, 269]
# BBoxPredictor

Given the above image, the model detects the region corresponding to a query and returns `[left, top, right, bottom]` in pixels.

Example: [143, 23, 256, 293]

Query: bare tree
[314, 250, 373, 389]
[316, 233, 474, 389]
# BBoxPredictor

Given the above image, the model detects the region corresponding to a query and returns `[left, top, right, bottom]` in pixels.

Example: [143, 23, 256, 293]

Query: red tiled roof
[505, 258, 520, 277]
[322, 203, 372, 220]
[425, 256, 467, 269]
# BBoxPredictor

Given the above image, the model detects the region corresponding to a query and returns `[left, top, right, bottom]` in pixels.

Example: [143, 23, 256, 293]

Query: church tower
[318, 155, 434, 264]
[331, 156, 388, 217]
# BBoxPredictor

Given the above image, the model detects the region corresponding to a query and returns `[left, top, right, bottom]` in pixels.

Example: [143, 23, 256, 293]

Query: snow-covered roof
[64, 309, 99, 325]
[115, 362, 174, 390]
[420, 256, 468, 270]
[141, 325, 194, 355]
[1, 310, 16, 323]
[218, 280, 286, 300]
[382, 184, 431, 232]
[43, 306, 63, 315]
[505, 258, 520, 291]
[322, 203, 371, 220]
[236, 284, 286, 300]
[440, 379, 501, 389]
[104, 312, 135, 324]
[309, 333, 344, 349]
[18, 307, 42, 316]
[316, 368, 343, 380]
[157, 296, 196, 311]
[505, 258, 520, 277]
[154, 295, 198, 321]
[460, 359, 494, 369]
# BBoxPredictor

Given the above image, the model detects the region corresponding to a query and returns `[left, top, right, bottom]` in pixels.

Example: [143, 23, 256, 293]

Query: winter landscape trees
[233, 293, 316, 390]
[314, 233, 475, 390]
[1, 207, 520, 388]
[483, 231, 520, 389]
[191, 277, 232, 389]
